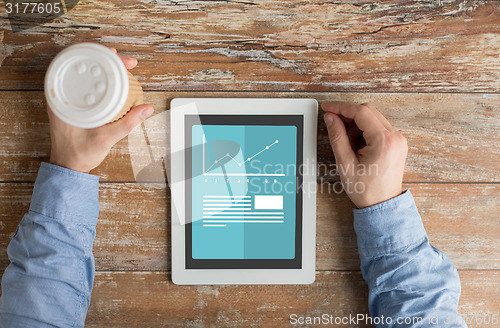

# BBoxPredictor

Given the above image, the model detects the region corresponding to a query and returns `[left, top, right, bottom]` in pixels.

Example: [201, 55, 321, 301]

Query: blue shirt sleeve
[353, 190, 467, 327]
[0, 162, 99, 328]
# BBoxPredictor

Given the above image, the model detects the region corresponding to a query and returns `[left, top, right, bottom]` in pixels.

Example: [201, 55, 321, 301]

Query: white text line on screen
[203, 204, 251, 207]
[203, 195, 251, 198]
[203, 220, 284, 223]
[203, 173, 286, 177]
[200, 208, 252, 211]
[203, 212, 284, 215]
[203, 199, 252, 203]
[203, 216, 284, 219]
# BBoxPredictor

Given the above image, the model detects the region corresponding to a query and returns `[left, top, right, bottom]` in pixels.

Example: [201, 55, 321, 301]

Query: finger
[324, 113, 358, 169]
[98, 104, 154, 146]
[46, 105, 55, 119]
[360, 103, 395, 132]
[321, 101, 386, 135]
[107, 47, 138, 69]
[46, 105, 66, 126]
[118, 53, 138, 70]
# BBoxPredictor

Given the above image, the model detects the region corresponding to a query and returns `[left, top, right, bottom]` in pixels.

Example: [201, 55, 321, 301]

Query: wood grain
[84, 271, 500, 328]
[1, 0, 499, 325]
[0, 91, 498, 182]
[1, 1, 500, 92]
[1, 182, 498, 272]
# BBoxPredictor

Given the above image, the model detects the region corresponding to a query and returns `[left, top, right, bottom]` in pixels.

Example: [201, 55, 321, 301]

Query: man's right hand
[322, 102, 408, 208]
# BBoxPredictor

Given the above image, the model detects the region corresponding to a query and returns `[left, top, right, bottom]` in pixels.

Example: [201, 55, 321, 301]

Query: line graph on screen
[202, 133, 285, 177]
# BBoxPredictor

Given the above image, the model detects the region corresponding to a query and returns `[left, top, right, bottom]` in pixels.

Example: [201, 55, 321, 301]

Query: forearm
[0, 163, 99, 327]
[354, 190, 466, 327]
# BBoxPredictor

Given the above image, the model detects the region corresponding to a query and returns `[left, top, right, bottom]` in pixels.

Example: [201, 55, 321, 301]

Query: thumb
[99, 104, 154, 145]
[324, 113, 357, 169]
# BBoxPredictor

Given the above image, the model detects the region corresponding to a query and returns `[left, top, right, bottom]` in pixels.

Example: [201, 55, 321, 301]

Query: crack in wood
[158, 0, 258, 6]
[354, 23, 413, 35]
[43, 23, 102, 30]
[156, 45, 305, 74]
[151, 31, 171, 39]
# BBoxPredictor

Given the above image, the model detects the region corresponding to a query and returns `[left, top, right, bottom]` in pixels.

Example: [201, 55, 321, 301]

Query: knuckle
[358, 104, 372, 116]
[122, 119, 136, 134]
[402, 137, 409, 152]
[329, 130, 343, 144]
[383, 130, 394, 146]
[396, 132, 408, 148]
[358, 104, 371, 112]
[402, 135, 408, 147]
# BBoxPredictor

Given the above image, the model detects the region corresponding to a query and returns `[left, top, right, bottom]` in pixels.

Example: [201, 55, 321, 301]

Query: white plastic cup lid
[44, 43, 129, 129]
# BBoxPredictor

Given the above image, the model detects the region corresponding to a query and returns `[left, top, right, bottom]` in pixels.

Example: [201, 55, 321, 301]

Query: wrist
[49, 156, 91, 174]
[353, 187, 404, 209]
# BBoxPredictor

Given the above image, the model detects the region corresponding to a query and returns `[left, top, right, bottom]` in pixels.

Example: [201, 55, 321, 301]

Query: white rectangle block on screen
[254, 195, 283, 210]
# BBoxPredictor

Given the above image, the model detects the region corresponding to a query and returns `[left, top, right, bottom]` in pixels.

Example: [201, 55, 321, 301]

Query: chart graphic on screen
[202, 135, 283, 176]
[190, 124, 298, 260]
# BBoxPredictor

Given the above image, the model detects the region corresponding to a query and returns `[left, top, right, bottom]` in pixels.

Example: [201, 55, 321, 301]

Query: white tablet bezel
[170, 98, 317, 285]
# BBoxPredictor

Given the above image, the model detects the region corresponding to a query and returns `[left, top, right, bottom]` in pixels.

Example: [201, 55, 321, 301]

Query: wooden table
[1, 1, 499, 327]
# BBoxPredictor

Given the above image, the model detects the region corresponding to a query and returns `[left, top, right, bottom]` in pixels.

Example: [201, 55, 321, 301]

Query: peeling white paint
[0, 31, 14, 69]
[155, 46, 304, 74]
[196, 285, 220, 297]
[188, 69, 235, 80]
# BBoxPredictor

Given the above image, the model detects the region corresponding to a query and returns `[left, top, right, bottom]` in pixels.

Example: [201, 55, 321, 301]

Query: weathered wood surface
[2, 1, 500, 92]
[1, 182, 498, 272]
[0, 91, 498, 182]
[1, 1, 499, 324]
[84, 271, 500, 328]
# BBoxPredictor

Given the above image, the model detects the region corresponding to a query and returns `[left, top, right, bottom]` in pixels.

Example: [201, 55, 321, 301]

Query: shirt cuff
[29, 162, 100, 225]
[353, 190, 428, 259]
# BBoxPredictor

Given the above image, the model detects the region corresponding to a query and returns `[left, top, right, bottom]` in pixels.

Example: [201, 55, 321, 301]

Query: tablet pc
[170, 98, 317, 284]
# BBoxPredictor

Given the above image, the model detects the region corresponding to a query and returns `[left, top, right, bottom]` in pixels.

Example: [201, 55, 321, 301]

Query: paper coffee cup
[110, 71, 144, 122]
[44, 43, 144, 129]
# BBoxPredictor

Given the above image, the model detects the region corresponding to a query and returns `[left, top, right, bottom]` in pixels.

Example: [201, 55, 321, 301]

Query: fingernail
[324, 114, 334, 128]
[141, 107, 154, 119]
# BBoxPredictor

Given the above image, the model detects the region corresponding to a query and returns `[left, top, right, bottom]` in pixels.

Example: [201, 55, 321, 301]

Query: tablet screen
[185, 115, 303, 269]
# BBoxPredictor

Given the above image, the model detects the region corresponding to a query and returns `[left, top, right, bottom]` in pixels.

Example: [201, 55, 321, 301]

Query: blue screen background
[191, 125, 297, 259]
